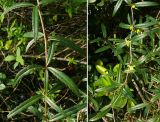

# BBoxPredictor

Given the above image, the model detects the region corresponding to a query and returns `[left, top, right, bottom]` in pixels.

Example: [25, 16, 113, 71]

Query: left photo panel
[0, 0, 87, 121]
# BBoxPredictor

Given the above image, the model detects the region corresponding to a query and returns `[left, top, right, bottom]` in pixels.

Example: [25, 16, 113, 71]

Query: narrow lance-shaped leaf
[14, 65, 41, 87]
[128, 103, 149, 112]
[32, 6, 39, 41]
[112, 0, 123, 17]
[44, 96, 63, 113]
[95, 45, 110, 53]
[50, 35, 85, 56]
[7, 94, 42, 118]
[135, 22, 158, 28]
[48, 67, 80, 96]
[49, 103, 86, 121]
[25, 39, 35, 52]
[132, 32, 148, 42]
[135, 2, 159, 7]
[47, 41, 57, 65]
[89, 96, 99, 111]
[2, 2, 34, 19]
[23, 32, 44, 52]
[23, 32, 44, 38]
[90, 104, 111, 121]
[101, 23, 107, 38]
[119, 23, 130, 29]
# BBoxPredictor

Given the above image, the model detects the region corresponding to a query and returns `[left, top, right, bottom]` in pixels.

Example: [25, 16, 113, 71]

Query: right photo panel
[88, 0, 160, 121]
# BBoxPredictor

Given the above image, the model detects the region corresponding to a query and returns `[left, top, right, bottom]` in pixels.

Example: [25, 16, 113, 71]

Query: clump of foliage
[89, 0, 160, 121]
[0, 0, 86, 121]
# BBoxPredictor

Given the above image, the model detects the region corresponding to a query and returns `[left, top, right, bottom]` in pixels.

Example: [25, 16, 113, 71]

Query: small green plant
[89, 0, 160, 121]
[4, 47, 24, 69]
[67, 57, 77, 65]
[0, 0, 86, 121]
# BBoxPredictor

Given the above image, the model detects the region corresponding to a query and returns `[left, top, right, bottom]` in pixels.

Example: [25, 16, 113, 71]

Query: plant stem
[37, 0, 48, 67]
[36, 0, 48, 121]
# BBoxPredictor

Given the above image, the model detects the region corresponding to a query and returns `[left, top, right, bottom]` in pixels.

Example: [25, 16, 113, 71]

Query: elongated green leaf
[7, 94, 42, 118]
[90, 104, 111, 121]
[47, 41, 57, 65]
[25, 39, 35, 52]
[132, 32, 148, 42]
[128, 103, 148, 112]
[49, 103, 86, 121]
[3, 2, 34, 15]
[135, 22, 157, 28]
[119, 23, 130, 29]
[90, 38, 101, 44]
[101, 23, 107, 38]
[89, 0, 96, 3]
[151, 76, 160, 83]
[14, 65, 40, 87]
[23, 32, 44, 38]
[24, 32, 43, 52]
[111, 93, 127, 109]
[4, 55, 16, 62]
[122, 87, 136, 103]
[40, 0, 57, 5]
[135, 2, 159, 7]
[112, 0, 123, 17]
[48, 67, 80, 96]
[45, 96, 63, 113]
[32, 6, 39, 41]
[50, 35, 85, 56]
[89, 96, 99, 111]
[136, 55, 147, 65]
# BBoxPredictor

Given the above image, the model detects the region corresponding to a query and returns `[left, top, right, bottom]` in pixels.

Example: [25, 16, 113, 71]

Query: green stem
[36, 0, 48, 121]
